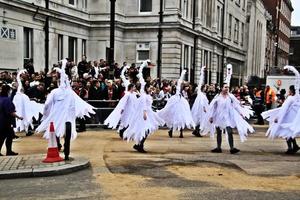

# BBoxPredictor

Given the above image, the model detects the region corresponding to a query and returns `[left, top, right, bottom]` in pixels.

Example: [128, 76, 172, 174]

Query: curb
[0, 157, 90, 179]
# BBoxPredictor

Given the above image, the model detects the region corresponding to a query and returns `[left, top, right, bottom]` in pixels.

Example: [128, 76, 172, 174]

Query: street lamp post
[109, 0, 116, 75]
[45, 0, 49, 73]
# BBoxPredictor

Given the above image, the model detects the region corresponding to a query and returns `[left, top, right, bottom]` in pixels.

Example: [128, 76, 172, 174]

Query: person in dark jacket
[0, 84, 23, 156]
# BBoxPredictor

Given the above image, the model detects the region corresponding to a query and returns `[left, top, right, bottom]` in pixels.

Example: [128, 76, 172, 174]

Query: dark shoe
[211, 148, 222, 153]
[65, 156, 69, 161]
[26, 131, 34, 136]
[133, 144, 139, 152]
[179, 130, 184, 138]
[293, 145, 300, 153]
[13, 135, 19, 139]
[168, 130, 173, 138]
[76, 129, 85, 133]
[230, 148, 240, 154]
[285, 149, 294, 154]
[138, 148, 147, 153]
[137, 145, 147, 153]
[6, 151, 18, 156]
[192, 130, 202, 137]
[119, 131, 124, 139]
[58, 144, 62, 151]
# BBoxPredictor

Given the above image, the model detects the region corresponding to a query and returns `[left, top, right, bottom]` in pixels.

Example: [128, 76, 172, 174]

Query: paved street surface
[0, 126, 300, 200]
[0, 154, 89, 179]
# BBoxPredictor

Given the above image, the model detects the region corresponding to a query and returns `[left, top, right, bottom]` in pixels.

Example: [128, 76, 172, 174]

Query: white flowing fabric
[123, 59, 164, 143]
[262, 95, 300, 139]
[13, 70, 44, 132]
[36, 88, 77, 139]
[191, 66, 209, 126]
[13, 93, 44, 132]
[36, 59, 95, 140]
[262, 65, 300, 139]
[158, 70, 195, 130]
[104, 91, 137, 129]
[123, 94, 165, 143]
[191, 92, 209, 126]
[201, 93, 254, 142]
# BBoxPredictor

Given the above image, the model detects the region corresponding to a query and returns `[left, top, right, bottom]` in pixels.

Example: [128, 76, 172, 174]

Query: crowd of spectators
[0, 56, 286, 128]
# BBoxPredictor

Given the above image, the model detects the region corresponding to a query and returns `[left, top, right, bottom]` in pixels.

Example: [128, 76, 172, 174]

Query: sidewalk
[0, 154, 90, 179]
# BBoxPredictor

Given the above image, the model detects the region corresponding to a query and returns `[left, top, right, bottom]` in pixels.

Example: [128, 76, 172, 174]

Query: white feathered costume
[104, 64, 138, 129]
[191, 66, 209, 127]
[123, 61, 165, 143]
[262, 65, 300, 139]
[13, 70, 44, 132]
[36, 59, 95, 140]
[201, 64, 254, 142]
[158, 70, 195, 130]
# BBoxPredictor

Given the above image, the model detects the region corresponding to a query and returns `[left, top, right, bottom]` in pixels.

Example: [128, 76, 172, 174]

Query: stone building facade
[289, 26, 300, 67]
[0, 0, 291, 85]
[263, 0, 293, 68]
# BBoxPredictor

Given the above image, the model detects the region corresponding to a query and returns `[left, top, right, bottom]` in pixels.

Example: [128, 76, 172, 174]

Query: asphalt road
[0, 128, 299, 200]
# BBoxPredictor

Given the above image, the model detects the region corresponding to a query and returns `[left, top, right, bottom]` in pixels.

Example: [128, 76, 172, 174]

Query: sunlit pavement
[0, 127, 299, 200]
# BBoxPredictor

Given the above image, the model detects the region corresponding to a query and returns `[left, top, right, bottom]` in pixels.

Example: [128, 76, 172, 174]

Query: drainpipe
[44, 0, 49, 73]
[275, 0, 281, 67]
[220, 0, 226, 85]
[109, 0, 116, 74]
[192, 0, 197, 84]
[157, 0, 163, 80]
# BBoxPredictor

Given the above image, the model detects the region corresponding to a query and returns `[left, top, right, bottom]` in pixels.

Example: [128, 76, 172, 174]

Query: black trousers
[0, 126, 14, 154]
[216, 127, 234, 150]
[57, 122, 72, 159]
[77, 117, 86, 131]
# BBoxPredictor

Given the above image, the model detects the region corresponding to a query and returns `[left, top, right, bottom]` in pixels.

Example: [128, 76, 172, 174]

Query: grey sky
[291, 0, 300, 26]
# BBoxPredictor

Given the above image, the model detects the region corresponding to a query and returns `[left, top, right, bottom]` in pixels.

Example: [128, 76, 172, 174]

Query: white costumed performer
[262, 65, 300, 154]
[158, 70, 195, 138]
[123, 60, 164, 153]
[13, 70, 44, 133]
[36, 59, 95, 160]
[104, 64, 138, 138]
[201, 64, 254, 154]
[191, 66, 209, 137]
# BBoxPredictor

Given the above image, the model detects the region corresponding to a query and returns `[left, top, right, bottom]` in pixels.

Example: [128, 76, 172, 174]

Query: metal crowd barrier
[84, 99, 167, 127]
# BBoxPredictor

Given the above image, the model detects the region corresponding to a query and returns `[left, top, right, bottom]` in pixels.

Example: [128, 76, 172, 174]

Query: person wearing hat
[0, 84, 23, 156]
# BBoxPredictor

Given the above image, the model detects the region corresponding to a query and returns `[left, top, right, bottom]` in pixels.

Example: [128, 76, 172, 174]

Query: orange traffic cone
[43, 122, 64, 163]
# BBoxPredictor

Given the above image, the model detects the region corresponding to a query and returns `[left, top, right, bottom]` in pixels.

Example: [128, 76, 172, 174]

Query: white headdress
[16, 69, 27, 93]
[198, 66, 206, 93]
[120, 65, 131, 91]
[284, 65, 300, 95]
[137, 60, 150, 94]
[176, 70, 186, 94]
[54, 59, 70, 89]
[224, 64, 232, 87]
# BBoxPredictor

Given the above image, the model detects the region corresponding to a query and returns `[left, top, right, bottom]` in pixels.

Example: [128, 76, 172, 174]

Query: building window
[82, 0, 87, 10]
[206, 0, 212, 27]
[242, 0, 246, 10]
[68, 37, 77, 62]
[69, 0, 75, 5]
[217, 6, 221, 33]
[183, 0, 188, 19]
[23, 27, 33, 61]
[82, 39, 86, 57]
[241, 23, 244, 46]
[228, 14, 232, 40]
[234, 18, 239, 43]
[140, 0, 152, 13]
[58, 34, 63, 60]
[136, 43, 150, 62]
